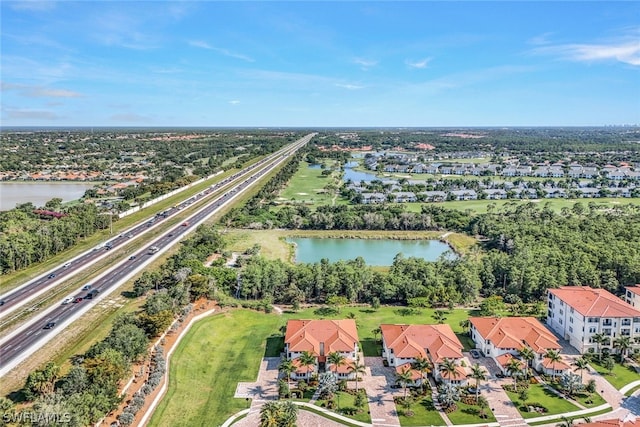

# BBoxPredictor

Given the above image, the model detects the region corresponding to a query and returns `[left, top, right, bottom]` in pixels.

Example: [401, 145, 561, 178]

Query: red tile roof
[470, 317, 560, 354]
[495, 353, 526, 370]
[541, 357, 571, 371]
[395, 363, 423, 381]
[381, 324, 463, 363]
[626, 286, 640, 297]
[549, 286, 640, 318]
[285, 320, 359, 355]
[579, 417, 639, 427]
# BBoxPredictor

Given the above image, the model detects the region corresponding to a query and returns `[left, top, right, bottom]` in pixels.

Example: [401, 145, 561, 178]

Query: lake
[287, 237, 455, 266]
[0, 182, 95, 211]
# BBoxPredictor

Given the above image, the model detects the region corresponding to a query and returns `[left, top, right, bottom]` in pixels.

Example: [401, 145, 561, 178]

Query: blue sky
[1, 1, 639, 127]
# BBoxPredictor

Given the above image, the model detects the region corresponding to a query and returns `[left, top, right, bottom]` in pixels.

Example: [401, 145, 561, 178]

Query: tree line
[2, 224, 228, 426]
[0, 200, 111, 274]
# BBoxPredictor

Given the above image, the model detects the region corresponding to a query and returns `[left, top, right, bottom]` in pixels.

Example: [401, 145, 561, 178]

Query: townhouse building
[546, 286, 640, 354]
[284, 319, 360, 380]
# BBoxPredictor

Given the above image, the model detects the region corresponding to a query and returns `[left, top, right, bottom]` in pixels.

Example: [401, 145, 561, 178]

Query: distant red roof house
[624, 285, 640, 308]
[579, 417, 639, 427]
[284, 319, 360, 380]
[381, 324, 467, 385]
[415, 143, 435, 150]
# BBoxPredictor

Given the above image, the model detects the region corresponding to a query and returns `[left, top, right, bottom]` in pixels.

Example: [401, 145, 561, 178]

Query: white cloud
[406, 58, 432, 69]
[353, 57, 378, 70]
[229, 100, 240, 105]
[189, 40, 212, 49]
[335, 83, 364, 90]
[1, 82, 83, 98]
[528, 32, 555, 46]
[10, 0, 55, 12]
[531, 35, 640, 66]
[188, 40, 254, 62]
[3, 108, 60, 120]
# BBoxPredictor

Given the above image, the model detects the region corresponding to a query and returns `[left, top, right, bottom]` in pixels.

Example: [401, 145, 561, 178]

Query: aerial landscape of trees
[3, 127, 640, 426]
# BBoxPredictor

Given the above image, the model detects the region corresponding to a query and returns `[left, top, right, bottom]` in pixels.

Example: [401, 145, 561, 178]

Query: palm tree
[260, 401, 280, 427]
[459, 319, 471, 333]
[432, 310, 447, 324]
[505, 358, 523, 388]
[613, 337, 631, 364]
[298, 350, 316, 384]
[545, 349, 562, 382]
[371, 326, 382, 342]
[348, 355, 366, 393]
[439, 358, 460, 384]
[469, 363, 486, 401]
[591, 333, 606, 362]
[396, 365, 413, 400]
[519, 346, 535, 379]
[327, 351, 346, 377]
[279, 359, 295, 394]
[411, 355, 432, 387]
[556, 416, 574, 427]
[573, 357, 589, 383]
[279, 401, 298, 427]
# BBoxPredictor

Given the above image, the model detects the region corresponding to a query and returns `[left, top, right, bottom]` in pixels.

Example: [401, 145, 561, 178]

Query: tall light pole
[99, 211, 113, 235]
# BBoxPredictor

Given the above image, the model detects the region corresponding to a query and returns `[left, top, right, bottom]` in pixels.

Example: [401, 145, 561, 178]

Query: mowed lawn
[148, 310, 283, 427]
[504, 383, 580, 418]
[277, 161, 341, 205]
[150, 306, 476, 426]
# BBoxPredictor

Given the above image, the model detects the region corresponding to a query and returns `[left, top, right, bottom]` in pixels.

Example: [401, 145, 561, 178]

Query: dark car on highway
[47, 273, 56, 279]
[44, 322, 56, 329]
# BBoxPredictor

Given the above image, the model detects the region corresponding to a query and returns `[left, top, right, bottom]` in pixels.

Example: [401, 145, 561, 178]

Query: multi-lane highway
[0, 133, 314, 375]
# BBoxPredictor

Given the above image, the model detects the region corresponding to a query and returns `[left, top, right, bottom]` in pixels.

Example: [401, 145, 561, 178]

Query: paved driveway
[234, 357, 280, 401]
[363, 357, 402, 427]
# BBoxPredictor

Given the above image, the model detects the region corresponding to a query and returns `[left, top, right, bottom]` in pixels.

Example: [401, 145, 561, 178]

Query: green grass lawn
[504, 383, 580, 418]
[401, 198, 640, 214]
[278, 161, 341, 205]
[316, 391, 371, 424]
[147, 310, 283, 427]
[150, 306, 476, 425]
[447, 400, 497, 425]
[397, 396, 444, 426]
[572, 390, 607, 408]
[589, 360, 640, 390]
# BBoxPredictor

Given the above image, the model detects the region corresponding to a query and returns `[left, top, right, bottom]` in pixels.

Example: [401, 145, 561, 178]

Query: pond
[343, 163, 379, 183]
[0, 182, 95, 211]
[287, 237, 455, 266]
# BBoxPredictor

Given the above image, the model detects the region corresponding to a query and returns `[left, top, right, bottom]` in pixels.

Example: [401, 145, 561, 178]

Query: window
[589, 327, 596, 333]
[560, 319, 563, 325]
[570, 317, 574, 323]
[560, 309, 563, 315]
[569, 326, 573, 333]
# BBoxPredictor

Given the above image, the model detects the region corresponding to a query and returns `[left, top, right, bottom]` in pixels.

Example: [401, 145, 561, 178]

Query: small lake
[287, 238, 455, 266]
[343, 163, 379, 183]
[0, 182, 95, 211]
